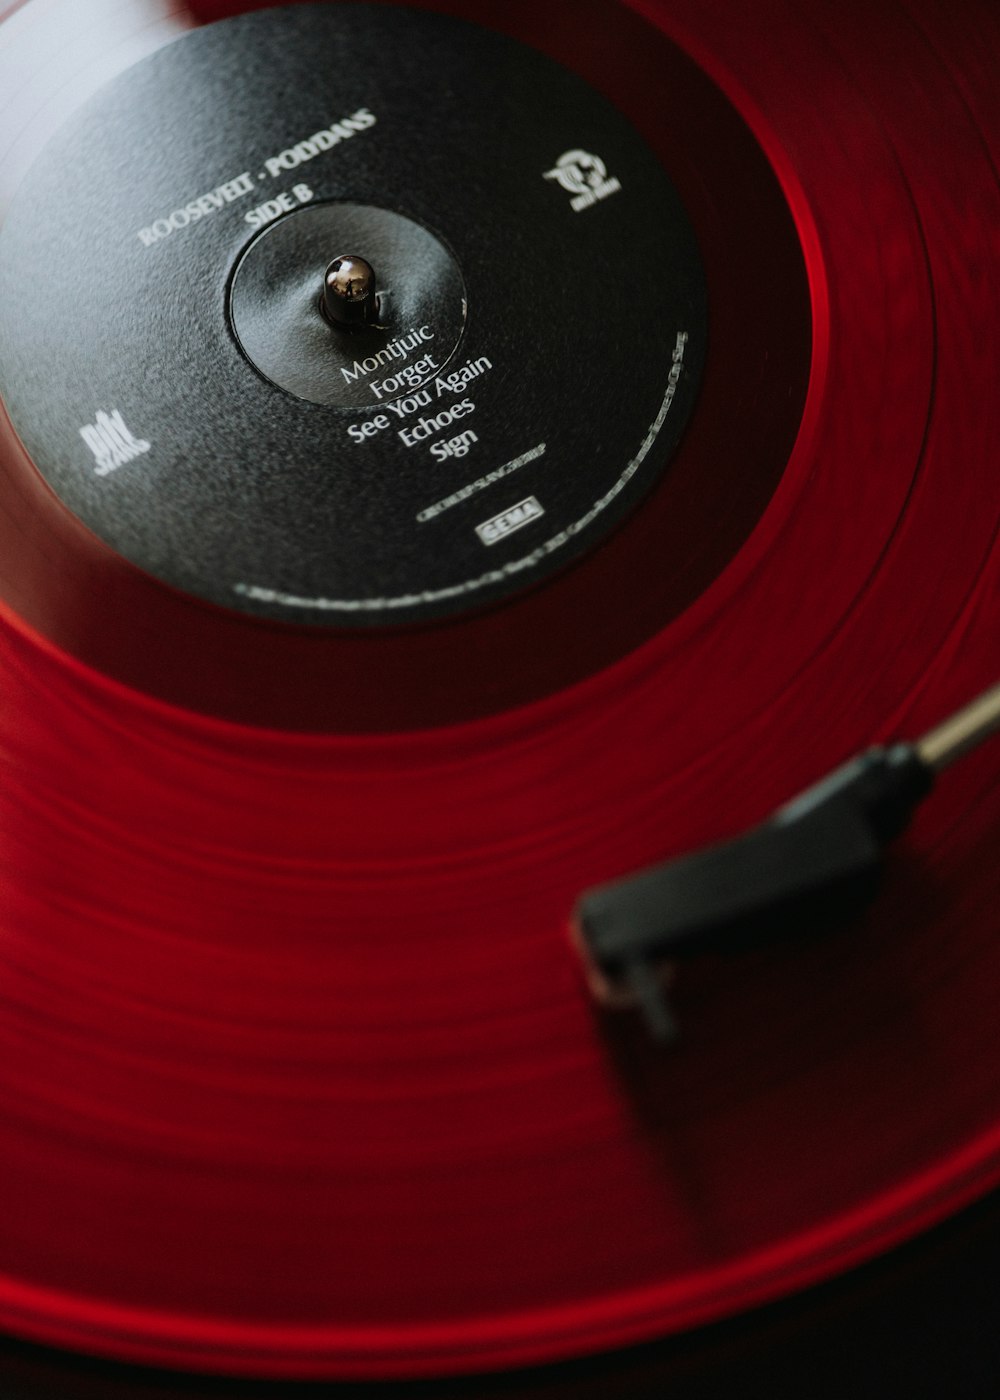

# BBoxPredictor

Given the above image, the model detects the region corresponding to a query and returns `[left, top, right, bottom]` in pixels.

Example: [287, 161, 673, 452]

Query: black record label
[0, 2, 705, 626]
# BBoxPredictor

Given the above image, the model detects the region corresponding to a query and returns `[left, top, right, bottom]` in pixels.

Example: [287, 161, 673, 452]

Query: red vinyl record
[0, 0, 998, 1385]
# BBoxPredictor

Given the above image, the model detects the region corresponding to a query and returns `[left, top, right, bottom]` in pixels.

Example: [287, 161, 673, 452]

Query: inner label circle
[0, 4, 707, 626]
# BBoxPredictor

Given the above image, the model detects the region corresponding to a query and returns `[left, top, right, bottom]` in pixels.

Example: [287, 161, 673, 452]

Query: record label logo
[544, 149, 622, 211]
[79, 409, 150, 477]
[476, 496, 545, 545]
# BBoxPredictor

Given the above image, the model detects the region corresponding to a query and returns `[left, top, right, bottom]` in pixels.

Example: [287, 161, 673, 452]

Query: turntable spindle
[321, 254, 379, 329]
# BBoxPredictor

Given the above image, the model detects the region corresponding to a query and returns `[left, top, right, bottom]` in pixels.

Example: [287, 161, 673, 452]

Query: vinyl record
[0, 0, 997, 1386]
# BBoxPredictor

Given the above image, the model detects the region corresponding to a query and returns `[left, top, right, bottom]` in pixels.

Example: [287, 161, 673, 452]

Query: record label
[0, 4, 706, 624]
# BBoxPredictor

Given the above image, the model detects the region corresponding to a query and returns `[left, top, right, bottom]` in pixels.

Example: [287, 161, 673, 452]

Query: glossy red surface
[0, 0, 998, 1381]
